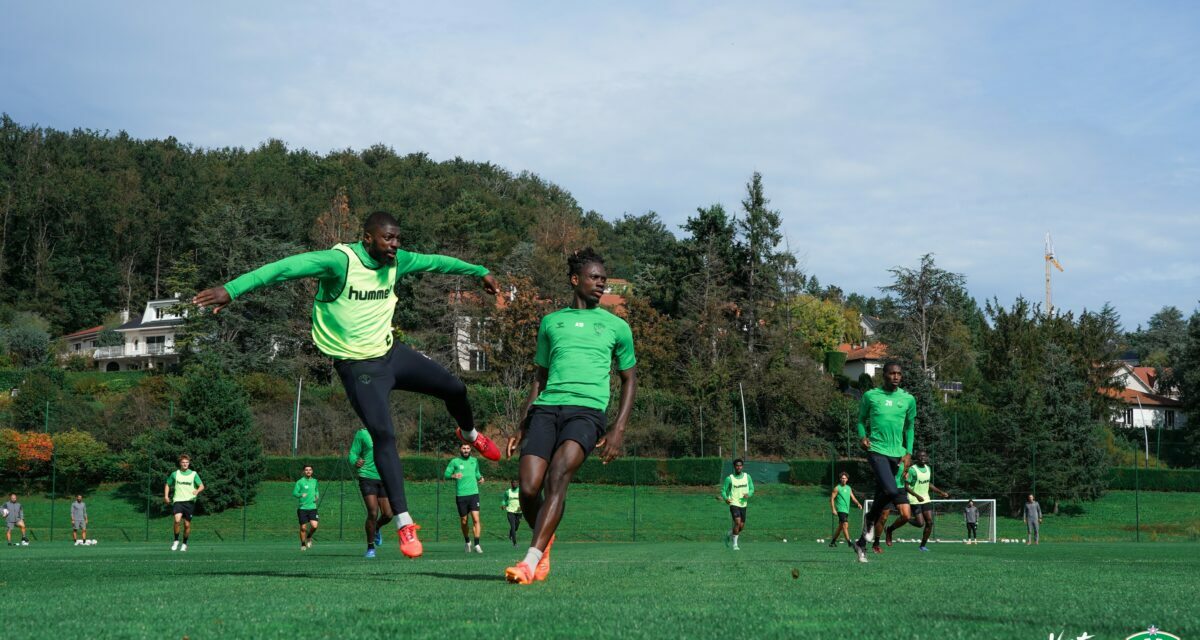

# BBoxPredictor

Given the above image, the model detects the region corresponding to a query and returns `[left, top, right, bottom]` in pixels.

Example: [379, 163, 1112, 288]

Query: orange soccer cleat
[504, 561, 536, 585]
[533, 535, 555, 581]
[458, 428, 501, 461]
[398, 524, 423, 559]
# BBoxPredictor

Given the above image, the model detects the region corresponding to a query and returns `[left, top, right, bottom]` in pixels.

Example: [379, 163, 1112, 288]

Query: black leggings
[861, 452, 905, 538]
[966, 522, 978, 539]
[507, 512, 522, 542]
[335, 342, 475, 515]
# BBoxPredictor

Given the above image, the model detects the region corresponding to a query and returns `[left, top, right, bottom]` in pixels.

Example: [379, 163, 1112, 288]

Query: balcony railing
[93, 344, 176, 359]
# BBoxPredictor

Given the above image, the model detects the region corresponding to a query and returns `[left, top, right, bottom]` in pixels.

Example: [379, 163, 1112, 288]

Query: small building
[1107, 364, 1186, 430]
[60, 325, 105, 355]
[837, 342, 889, 381]
[93, 298, 186, 372]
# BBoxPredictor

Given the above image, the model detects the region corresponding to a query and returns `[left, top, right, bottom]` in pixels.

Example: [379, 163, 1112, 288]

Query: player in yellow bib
[194, 212, 501, 559]
[722, 458, 755, 550]
[886, 449, 950, 551]
[164, 454, 204, 552]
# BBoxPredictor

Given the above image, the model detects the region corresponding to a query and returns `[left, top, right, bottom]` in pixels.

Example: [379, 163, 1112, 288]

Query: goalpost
[861, 499, 998, 544]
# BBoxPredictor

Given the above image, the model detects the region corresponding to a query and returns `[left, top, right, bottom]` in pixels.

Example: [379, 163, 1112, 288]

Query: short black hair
[567, 247, 605, 278]
[363, 211, 399, 232]
[733, 458, 744, 465]
[303, 464, 313, 470]
[883, 361, 902, 373]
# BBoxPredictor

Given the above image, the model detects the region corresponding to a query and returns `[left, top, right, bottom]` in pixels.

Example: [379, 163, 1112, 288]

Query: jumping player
[445, 443, 484, 553]
[193, 211, 503, 558]
[722, 458, 754, 550]
[349, 427, 393, 558]
[852, 361, 916, 563]
[886, 449, 949, 551]
[165, 455, 204, 552]
[828, 472, 862, 548]
[501, 480, 522, 547]
[504, 248, 637, 584]
[293, 465, 320, 550]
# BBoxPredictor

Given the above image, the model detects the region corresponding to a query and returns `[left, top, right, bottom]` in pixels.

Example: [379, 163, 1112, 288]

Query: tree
[11, 372, 59, 430]
[146, 363, 264, 513]
[0, 428, 53, 488]
[624, 295, 677, 389]
[50, 430, 111, 494]
[482, 276, 551, 438]
[784, 294, 856, 355]
[733, 172, 792, 357]
[1127, 305, 1188, 389]
[1178, 309, 1200, 463]
[880, 254, 969, 379]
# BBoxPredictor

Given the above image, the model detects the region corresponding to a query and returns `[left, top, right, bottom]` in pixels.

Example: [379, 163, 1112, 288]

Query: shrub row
[1107, 467, 1200, 492]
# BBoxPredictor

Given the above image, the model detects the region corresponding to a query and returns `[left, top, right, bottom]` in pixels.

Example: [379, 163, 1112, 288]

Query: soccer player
[349, 427, 394, 558]
[193, 211, 503, 559]
[503, 248, 637, 584]
[828, 472, 862, 548]
[4, 493, 29, 546]
[71, 495, 88, 545]
[445, 443, 484, 553]
[293, 465, 320, 550]
[964, 499, 979, 544]
[852, 361, 916, 564]
[722, 458, 755, 550]
[1025, 494, 1043, 545]
[164, 455, 204, 552]
[501, 480, 522, 547]
[887, 449, 950, 551]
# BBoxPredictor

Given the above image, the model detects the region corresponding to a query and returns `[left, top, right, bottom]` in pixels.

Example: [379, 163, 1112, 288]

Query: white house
[61, 325, 105, 355]
[92, 298, 186, 372]
[837, 342, 889, 381]
[1107, 363, 1186, 430]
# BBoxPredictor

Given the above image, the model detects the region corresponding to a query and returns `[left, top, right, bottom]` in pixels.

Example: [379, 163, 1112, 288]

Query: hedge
[1107, 467, 1200, 492]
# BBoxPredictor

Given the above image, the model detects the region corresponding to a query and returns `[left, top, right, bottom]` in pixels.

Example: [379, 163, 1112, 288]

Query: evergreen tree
[148, 362, 264, 513]
[1178, 309, 1200, 463]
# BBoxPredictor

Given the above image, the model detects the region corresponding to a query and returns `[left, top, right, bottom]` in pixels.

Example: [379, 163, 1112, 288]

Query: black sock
[183, 536, 189, 544]
[174, 533, 179, 541]
[464, 536, 470, 543]
[473, 537, 480, 545]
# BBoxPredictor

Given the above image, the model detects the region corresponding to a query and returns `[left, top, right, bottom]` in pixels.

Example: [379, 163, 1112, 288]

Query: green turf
[3, 539, 1195, 639]
[10, 482, 1200, 544]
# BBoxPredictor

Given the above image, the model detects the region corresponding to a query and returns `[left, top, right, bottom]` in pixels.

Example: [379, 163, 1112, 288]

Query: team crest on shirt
[556, 321, 565, 328]
[593, 322, 605, 335]
[359, 374, 372, 385]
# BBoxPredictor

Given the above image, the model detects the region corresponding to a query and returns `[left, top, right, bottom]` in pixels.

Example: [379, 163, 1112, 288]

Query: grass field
[5, 483, 1199, 639]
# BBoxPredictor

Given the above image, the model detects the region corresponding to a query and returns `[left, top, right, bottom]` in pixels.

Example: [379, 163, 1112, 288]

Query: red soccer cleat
[533, 535, 555, 581]
[885, 529, 894, 547]
[504, 561, 535, 585]
[458, 428, 501, 461]
[398, 524, 423, 559]
[872, 544, 884, 555]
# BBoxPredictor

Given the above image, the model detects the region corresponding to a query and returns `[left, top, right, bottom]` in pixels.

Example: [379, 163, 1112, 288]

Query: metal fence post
[46, 401, 55, 543]
[632, 449, 638, 543]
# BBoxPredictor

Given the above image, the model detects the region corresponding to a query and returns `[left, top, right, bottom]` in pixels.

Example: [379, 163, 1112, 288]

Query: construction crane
[1045, 232, 1064, 316]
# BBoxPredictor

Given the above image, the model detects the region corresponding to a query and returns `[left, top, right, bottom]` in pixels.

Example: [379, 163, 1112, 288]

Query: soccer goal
[861, 499, 997, 544]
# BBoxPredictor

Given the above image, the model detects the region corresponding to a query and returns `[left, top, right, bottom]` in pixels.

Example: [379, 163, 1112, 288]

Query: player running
[4, 493, 29, 546]
[964, 499, 979, 544]
[501, 480, 522, 547]
[445, 443, 484, 554]
[71, 495, 89, 545]
[293, 465, 320, 550]
[503, 248, 637, 584]
[852, 361, 916, 564]
[349, 427, 394, 558]
[722, 458, 754, 550]
[193, 211, 503, 559]
[165, 455, 204, 552]
[886, 449, 950, 551]
[828, 472, 862, 548]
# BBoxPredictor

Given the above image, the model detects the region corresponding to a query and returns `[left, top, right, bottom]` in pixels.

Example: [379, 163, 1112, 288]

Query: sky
[3, 1, 1198, 328]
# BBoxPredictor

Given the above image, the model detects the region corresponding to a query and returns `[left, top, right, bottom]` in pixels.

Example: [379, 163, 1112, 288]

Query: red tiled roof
[60, 325, 104, 340]
[837, 342, 889, 362]
[1131, 366, 1158, 390]
[1103, 387, 1182, 408]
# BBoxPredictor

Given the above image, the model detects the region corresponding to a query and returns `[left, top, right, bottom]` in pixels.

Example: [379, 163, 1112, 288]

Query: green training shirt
[167, 470, 202, 503]
[906, 464, 932, 504]
[223, 241, 488, 360]
[293, 477, 320, 510]
[856, 387, 916, 458]
[502, 487, 521, 514]
[533, 306, 636, 411]
[348, 429, 380, 480]
[834, 484, 852, 513]
[721, 472, 755, 507]
[444, 456, 482, 497]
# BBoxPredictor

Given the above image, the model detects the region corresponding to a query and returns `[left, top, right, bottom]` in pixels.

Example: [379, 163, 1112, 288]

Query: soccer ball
[782, 538, 788, 543]
[1, 508, 7, 518]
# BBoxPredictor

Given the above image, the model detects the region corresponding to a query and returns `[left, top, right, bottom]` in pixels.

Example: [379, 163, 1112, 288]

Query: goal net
[860, 498, 997, 543]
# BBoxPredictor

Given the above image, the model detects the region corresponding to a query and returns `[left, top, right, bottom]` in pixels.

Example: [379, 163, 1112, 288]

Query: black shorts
[297, 509, 319, 524]
[172, 501, 195, 521]
[837, 512, 849, 524]
[866, 452, 909, 505]
[729, 506, 747, 521]
[455, 494, 481, 517]
[520, 405, 606, 461]
[910, 502, 934, 517]
[358, 478, 387, 498]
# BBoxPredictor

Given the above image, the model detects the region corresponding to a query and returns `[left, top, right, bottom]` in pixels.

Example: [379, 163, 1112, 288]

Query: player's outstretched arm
[597, 367, 637, 464]
[193, 250, 343, 314]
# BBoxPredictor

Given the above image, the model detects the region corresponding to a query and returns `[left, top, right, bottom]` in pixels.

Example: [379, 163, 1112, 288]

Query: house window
[1125, 408, 1134, 425]
[74, 343, 81, 351]
[1166, 410, 1175, 428]
[147, 335, 166, 354]
[469, 350, 488, 372]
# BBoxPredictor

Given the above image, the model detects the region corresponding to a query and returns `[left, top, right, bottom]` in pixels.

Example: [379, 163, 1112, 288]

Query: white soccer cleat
[20, 540, 29, 546]
[465, 542, 473, 554]
[180, 544, 188, 552]
[171, 540, 180, 551]
[863, 528, 875, 544]
[75, 540, 83, 546]
[473, 544, 483, 554]
[305, 541, 313, 549]
[854, 542, 868, 563]
[732, 544, 740, 551]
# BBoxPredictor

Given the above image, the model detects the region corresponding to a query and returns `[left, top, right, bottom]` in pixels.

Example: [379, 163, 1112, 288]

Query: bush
[50, 430, 110, 493]
[1108, 467, 1200, 492]
[0, 428, 53, 487]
